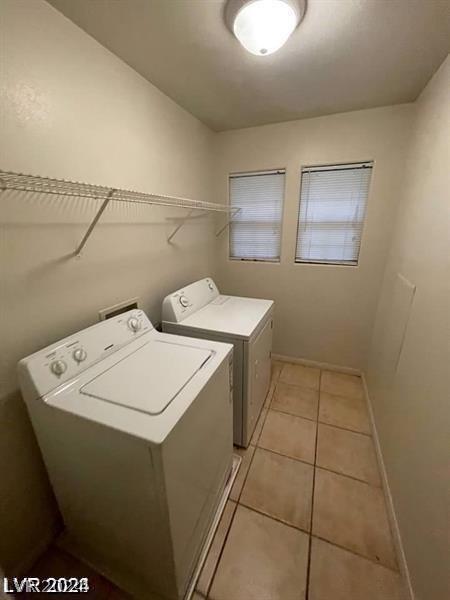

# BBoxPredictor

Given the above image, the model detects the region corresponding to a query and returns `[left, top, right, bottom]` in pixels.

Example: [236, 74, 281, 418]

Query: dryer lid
[80, 340, 213, 415]
[178, 296, 274, 339]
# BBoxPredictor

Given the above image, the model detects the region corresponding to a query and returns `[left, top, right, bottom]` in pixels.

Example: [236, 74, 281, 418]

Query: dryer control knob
[128, 317, 141, 332]
[72, 348, 87, 363]
[50, 359, 67, 377]
[179, 295, 189, 308]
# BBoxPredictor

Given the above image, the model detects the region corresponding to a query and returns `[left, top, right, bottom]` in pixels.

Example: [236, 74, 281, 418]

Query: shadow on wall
[0, 567, 8, 600]
[0, 390, 62, 576]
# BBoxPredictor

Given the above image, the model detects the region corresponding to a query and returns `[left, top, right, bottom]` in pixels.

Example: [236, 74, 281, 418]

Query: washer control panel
[127, 316, 141, 332]
[19, 310, 152, 396]
[72, 348, 87, 363]
[179, 295, 189, 308]
[50, 359, 67, 376]
[162, 277, 219, 323]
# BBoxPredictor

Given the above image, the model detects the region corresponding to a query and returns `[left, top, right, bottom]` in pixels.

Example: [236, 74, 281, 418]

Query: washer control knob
[208, 283, 214, 291]
[127, 317, 141, 332]
[50, 359, 67, 377]
[179, 295, 189, 308]
[72, 348, 87, 363]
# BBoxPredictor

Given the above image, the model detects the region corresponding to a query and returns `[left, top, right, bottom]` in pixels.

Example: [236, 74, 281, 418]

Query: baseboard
[272, 353, 361, 376]
[361, 373, 415, 600]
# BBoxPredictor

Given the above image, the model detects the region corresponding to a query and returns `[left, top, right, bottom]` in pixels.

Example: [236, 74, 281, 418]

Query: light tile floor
[19, 361, 406, 600]
[198, 361, 406, 600]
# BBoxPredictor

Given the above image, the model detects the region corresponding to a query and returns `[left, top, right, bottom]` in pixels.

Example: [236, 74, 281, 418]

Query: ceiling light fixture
[225, 0, 306, 56]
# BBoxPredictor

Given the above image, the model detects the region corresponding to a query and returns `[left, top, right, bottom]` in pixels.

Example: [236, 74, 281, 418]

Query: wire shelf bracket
[75, 189, 116, 257]
[167, 208, 196, 243]
[0, 170, 235, 254]
[215, 208, 240, 237]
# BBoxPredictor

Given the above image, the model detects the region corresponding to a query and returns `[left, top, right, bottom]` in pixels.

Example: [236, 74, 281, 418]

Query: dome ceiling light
[225, 0, 306, 56]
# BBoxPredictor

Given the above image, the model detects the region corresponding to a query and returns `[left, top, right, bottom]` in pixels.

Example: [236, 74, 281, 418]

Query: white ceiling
[48, 0, 450, 131]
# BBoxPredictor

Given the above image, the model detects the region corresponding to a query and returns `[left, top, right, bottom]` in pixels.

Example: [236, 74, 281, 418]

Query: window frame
[294, 161, 374, 267]
[228, 168, 287, 264]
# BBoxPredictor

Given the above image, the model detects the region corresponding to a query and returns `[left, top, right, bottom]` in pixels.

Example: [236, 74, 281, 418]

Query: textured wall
[214, 104, 413, 369]
[366, 57, 450, 600]
[0, 0, 217, 574]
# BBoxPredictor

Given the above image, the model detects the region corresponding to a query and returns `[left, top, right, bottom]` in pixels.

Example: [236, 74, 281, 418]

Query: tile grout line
[202, 500, 238, 599]
[237, 500, 313, 537]
[229, 499, 401, 575]
[208, 364, 390, 598]
[233, 444, 257, 504]
[250, 366, 281, 447]
[284, 368, 400, 576]
[269, 404, 373, 437]
[309, 533, 401, 573]
[204, 365, 371, 599]
[256, 444, 315, 467]
[205, 444, 258, 596]
[304, 368, 322, 600]
[313, 464, 383, 489]
[254, 444, 383, 489]
[316, 417, 372, 437]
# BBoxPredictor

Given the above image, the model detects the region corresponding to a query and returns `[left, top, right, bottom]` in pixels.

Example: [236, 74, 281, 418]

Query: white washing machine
[18, 310, 234, 600]
[162, 278, 274, 447]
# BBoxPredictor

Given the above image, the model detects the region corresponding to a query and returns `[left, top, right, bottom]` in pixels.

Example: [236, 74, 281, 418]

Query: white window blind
[295, 162, 373, 265]
[229, 170, 285, 261]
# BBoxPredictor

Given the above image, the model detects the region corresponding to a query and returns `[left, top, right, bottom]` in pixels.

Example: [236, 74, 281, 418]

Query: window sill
[294, 260, 359, 267]
[229, 257, 280, 264]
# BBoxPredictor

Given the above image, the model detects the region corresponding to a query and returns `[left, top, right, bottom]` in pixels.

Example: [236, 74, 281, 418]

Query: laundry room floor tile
[319, 391, 371, 434]
[320, 370, 364, 400]
[264, 377, 277, 408]
[250, 407, 268, 444]
[229, 443, 256, 501]
[316, 423, 381, 485]
[196, 501, 236, 597]
[308, 537, 404, 600]
[279, 362, 320, 390]
[271, 381, 319, 420]
[265, 360, 282, 407]
[259, 409, 317, 464]
[240, 447, 313, 531]
[208, 505, 309, 600]
[312, 468, 397, 569]
[271, 359, 283, 381]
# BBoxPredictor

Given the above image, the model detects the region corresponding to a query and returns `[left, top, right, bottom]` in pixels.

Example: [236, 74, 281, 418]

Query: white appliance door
[247, 318, 273, 443]
[80, 340, 212, 414]
[162, 357, 233, 595]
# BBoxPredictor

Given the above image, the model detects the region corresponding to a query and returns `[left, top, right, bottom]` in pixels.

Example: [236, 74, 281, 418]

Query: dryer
[18, 310, 234, 600]
[162, 278, 274, 447]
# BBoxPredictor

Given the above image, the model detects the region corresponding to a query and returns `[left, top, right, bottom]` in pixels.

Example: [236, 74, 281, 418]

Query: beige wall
[366, 57, 450, 600]
[213, 105, 413, 370]
[1, 0, 447, 592]
[0, 0, 217, 574]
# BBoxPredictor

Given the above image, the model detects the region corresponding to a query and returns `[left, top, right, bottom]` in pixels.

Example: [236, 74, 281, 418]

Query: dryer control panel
[18, 310, 153, 397]
[162, 277, 219, 323]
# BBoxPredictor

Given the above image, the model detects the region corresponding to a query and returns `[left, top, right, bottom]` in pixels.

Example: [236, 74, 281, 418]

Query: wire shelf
[0, 170, 235, 254]
[0, 170, 232, 212]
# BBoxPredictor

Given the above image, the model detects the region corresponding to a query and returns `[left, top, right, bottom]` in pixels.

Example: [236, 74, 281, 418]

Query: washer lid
[80, 340, 213, 415]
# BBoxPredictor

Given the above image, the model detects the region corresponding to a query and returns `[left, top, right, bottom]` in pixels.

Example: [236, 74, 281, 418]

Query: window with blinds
[295, 162, 373, 265]
[229, 170, 285, 261]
